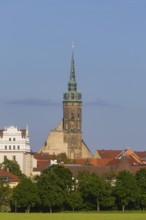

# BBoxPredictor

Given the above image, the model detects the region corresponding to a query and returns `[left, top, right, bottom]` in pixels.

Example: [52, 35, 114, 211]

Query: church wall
[40, 131, 68, 156]
[82, 141, 93, 158]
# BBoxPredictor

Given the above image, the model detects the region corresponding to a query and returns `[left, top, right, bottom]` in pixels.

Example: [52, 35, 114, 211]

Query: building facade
[0, 126, 37, 176]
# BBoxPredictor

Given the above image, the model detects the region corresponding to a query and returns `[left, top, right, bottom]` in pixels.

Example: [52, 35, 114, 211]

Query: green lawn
[0, 213, 146, 220]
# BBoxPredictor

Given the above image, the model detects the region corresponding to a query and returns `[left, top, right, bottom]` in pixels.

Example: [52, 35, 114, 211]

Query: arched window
[71, 111, 75, 120]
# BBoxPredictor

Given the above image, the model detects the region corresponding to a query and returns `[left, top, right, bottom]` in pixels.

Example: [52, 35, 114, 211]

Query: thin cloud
[84, 98, 119, 108]
[3, 98, 60, 107]
[0, 97, 118, 108]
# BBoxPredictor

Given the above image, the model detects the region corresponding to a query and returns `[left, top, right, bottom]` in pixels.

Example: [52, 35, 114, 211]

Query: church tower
[39, 46, 92, 159]
[63, 47, 82, 159]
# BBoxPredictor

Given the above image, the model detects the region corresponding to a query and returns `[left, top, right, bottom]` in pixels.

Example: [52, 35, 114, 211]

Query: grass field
[0, 213, 146, 220]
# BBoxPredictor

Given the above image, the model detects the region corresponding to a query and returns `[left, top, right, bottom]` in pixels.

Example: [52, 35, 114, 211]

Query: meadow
[0, 212, 146, 220]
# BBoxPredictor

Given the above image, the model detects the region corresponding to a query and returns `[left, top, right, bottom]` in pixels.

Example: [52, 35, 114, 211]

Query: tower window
[78, 109, 81, 119]
[71, 111, 75, 120]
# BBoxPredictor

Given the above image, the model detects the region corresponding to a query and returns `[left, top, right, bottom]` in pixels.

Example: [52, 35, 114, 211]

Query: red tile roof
[105, 157, 133, 174]
[33, 152, 54, 160]
[37, 160, 49, 171]
[0, 169, 20, 183]
[97, 158, 113, 166]
[64, 165, 112, 179]
[33, 152, 54, 171]
[131, 165, 146, 173]
[96, 150, 121, 158]
[135, 151, 146, 159]
[74, 158, 98, 166]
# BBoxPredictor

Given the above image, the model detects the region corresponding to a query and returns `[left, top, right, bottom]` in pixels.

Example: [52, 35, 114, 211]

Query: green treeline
[1, 163, 146, 213]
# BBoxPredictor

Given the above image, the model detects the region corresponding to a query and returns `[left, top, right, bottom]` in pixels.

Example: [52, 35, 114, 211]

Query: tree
[114, 171, 138, 211]
[67, 191, 83, 211]
[1, 159, 23, 178]
[12, 176, 39, 212]
[0, 182, 12, 212]
[135, 168, 146, 210]
[37, 168, 66, 212]
[77, 171, 114, 211]
[46, 164, 72, 191]
[55, 153, 70, 164]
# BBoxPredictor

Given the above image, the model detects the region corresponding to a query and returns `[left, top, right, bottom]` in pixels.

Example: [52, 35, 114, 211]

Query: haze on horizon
[0, 1, 146, 154]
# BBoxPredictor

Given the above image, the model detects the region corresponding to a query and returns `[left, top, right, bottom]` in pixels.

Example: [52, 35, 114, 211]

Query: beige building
[40, 121, 92, 159]
[39, 49, 92, 159]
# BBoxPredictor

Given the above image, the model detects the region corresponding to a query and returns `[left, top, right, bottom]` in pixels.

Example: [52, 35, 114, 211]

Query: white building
[0, 126, 37, 177]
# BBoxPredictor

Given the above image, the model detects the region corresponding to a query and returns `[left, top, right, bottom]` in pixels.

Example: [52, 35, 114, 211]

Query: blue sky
[0, 1, 146, 153]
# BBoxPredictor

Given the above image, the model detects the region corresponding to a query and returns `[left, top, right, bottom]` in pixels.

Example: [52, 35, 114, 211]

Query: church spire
[68, 44, 77, 91]
[63, 45, 82, 102]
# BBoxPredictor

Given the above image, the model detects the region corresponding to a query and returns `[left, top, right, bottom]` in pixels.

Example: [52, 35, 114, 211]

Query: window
[9, 145, 11, 150]
[5, 145, 7, 150]
[78, 109, 81, 120]
[13, 138, 15, 141]
[13, 145, 15, 150]
[71, 111, 75, 120]
[9, 138, 11, 141]
[0, 177, 8, 183]
[17, 145, 20, 150]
